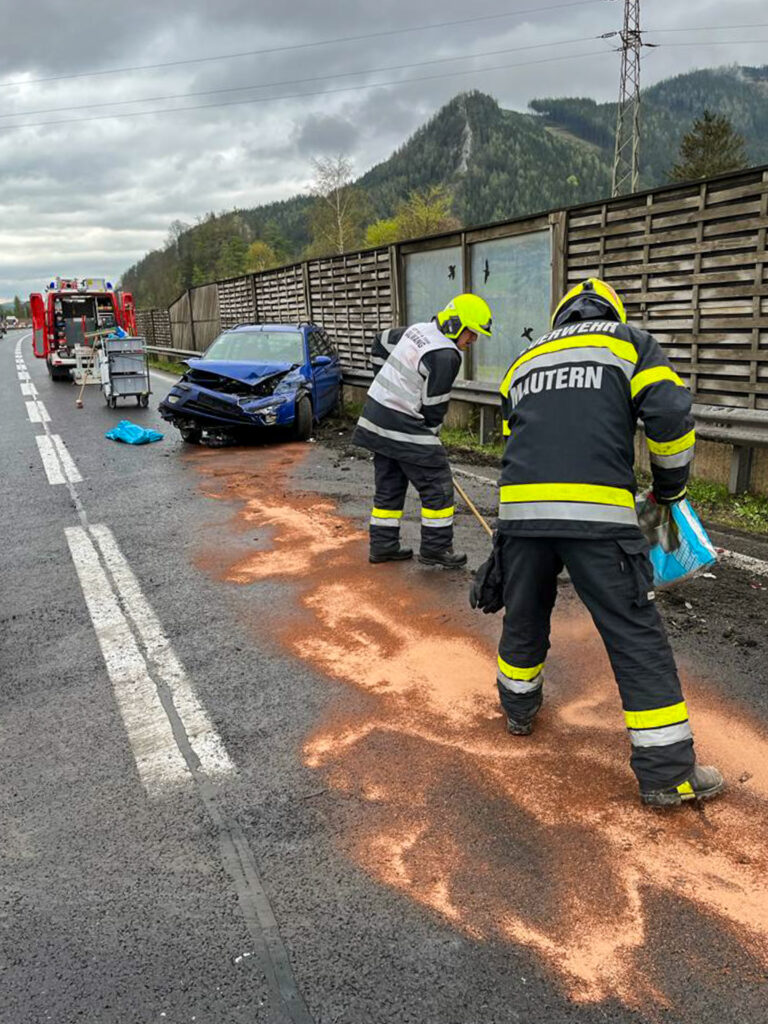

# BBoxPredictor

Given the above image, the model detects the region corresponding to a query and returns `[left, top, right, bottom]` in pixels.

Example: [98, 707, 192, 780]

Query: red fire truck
[30, 277, 137, 381]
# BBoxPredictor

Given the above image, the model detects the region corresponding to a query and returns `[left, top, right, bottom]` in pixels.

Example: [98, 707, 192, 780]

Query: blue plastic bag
[105, 420, 163, 445]
[637, 492, 717, 588]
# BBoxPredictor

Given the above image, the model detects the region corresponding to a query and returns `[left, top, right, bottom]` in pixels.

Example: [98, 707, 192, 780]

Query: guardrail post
[729, 445, 754, 495]
[479, 406, 496, 445]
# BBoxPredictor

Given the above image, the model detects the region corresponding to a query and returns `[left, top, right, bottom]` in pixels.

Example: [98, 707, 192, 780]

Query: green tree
[215, 235, 248, 279]
[365, 186, 459, 245]
[13, 295, 23, 318]
[307, 155, 369, 257]
[394, 185, 459, 239]
[669, 110, 748, 182]
[365, 218, 400, 246]
[244, 240, 279, 273]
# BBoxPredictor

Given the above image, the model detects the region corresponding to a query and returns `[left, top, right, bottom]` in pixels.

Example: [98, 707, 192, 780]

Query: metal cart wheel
[110, 395, 118, 409]
[140, 394, 149, 408]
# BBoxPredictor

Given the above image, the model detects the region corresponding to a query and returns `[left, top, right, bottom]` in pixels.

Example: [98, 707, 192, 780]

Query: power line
[0, 36, 599, 121]
[0, 1, 609, 90]
[646, 23, 768, 33]
[0, 49, 611, 133]
[652, 39, 768, 48]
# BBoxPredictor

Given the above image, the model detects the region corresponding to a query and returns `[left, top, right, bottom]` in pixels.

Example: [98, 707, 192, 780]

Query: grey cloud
[293, 113, 358, 155]
[0, 0, 766, 299]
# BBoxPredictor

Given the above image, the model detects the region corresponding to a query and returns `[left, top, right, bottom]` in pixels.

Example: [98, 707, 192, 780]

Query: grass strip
[148, 354, 187, 377]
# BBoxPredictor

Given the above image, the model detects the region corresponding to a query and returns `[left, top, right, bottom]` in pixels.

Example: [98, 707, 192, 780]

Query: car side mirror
[311, 354, 332, 367]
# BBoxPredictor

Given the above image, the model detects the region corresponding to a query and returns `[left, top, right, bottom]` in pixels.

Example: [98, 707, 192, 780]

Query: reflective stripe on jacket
[498, 318, 694, 537]
[353, 321, 461, 466]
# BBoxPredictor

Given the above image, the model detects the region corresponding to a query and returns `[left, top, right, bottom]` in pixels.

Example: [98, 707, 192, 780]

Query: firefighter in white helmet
[353, 293, 493, 568]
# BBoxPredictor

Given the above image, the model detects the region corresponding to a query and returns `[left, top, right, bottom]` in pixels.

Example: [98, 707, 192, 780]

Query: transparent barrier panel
[404, 247, 463, 326]
[470, 231, 551, 384]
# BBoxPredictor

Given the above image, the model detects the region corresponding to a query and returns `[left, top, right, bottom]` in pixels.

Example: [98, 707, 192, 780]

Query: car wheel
[179, 425, 202, 444]
[292, 396, 312, 441]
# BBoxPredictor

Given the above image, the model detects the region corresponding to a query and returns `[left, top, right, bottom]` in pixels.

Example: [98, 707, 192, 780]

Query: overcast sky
[1, 0, 767, 303]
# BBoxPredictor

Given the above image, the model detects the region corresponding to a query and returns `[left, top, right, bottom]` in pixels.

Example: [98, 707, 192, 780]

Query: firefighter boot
[418, 548, 468, 568]
[504, 689, 543, 736]
[369, 546, 413, 564]
[640, 764, 725, 807]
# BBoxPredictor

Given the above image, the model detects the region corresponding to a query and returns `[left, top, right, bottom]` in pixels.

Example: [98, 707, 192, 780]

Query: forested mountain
[122, 65, 768, 308]
[530, 66, 768, 187]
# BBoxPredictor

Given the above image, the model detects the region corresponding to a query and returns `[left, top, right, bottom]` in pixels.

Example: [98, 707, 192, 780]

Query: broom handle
[453, 476, 494, 539]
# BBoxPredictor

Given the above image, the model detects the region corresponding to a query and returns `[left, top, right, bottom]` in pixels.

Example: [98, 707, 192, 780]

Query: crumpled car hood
[186, 358, 299, 384]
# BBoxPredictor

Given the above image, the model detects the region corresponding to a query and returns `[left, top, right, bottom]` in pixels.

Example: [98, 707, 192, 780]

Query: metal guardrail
[692, 406, 768, 448]
[147, 345, 198, 361]
[147, 346, 768, 447]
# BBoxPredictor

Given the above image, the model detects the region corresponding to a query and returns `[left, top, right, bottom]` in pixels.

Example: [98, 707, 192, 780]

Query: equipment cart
[100, 334, 151, 408]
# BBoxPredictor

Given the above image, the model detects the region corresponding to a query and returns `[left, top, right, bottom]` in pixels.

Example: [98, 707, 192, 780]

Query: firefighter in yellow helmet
[478, 277, 724, 807]
[353, 293, 492, 568]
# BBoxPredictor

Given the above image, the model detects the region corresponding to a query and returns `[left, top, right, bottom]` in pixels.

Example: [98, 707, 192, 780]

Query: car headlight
[166, 394, 180, 404]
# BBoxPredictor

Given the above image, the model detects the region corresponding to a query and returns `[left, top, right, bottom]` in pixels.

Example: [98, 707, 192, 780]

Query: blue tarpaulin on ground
[105, 420, 163, 445]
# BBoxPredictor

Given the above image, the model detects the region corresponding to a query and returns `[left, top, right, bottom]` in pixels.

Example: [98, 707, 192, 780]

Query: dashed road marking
[90, 523, 235, 782]
[25, 399, 50, 423]
[51, 434, 82, 483]
[65, 525, 191, 794]
[35, 435, 66, 485]
[35, 434, 82, 485]
[21, 381, 38, 397]
[18, 333, 233, 791]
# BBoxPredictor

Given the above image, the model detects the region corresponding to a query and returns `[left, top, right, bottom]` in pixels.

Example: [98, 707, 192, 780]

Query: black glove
[469, 534, 505, 614]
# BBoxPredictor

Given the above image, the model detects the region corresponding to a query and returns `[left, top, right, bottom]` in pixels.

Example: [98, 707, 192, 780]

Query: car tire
[179, 425, 202, 444]
[293, 395, 312, 441]
[48, 361, 68, 381]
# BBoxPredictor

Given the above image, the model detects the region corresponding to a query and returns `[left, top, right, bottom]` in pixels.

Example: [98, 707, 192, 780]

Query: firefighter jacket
[497, 317, 695, 537]
[353, 322, 462, 466]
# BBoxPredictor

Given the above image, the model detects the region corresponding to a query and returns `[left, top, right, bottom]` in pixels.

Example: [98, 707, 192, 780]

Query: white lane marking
[18, 329, 228, 793]
[26, 400, 50, 423]
[35, 434, 83, 485]
[719, 549, 768, 577]
[453, 466, 497, 487]
[17, 371, 30, 382]
[51, 434, 82, 483]
[65, 526, 191, 794]
[21, 382, 38, 397]
[35, 435, 66, 485]
[90, 524, 235, 781]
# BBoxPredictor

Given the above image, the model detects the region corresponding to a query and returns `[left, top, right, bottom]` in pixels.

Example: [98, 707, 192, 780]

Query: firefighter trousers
[370, 452, 454, 556]
[496, 533, 695, 792]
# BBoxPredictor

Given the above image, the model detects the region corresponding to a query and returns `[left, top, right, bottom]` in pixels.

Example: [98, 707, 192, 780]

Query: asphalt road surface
[2, 329, 767, 1024]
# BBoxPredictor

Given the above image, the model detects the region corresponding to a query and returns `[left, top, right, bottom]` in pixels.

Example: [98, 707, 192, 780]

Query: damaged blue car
[158, 323, 342, 444]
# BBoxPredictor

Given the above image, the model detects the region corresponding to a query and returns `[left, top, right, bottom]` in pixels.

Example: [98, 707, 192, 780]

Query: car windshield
[204, 329, 304, 364]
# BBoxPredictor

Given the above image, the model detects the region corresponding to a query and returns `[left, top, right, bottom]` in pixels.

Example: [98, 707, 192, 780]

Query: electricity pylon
[612, 0, 642, 196]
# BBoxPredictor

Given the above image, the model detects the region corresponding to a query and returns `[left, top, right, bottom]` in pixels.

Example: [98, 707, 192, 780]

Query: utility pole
[612, 0, 642, 197]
